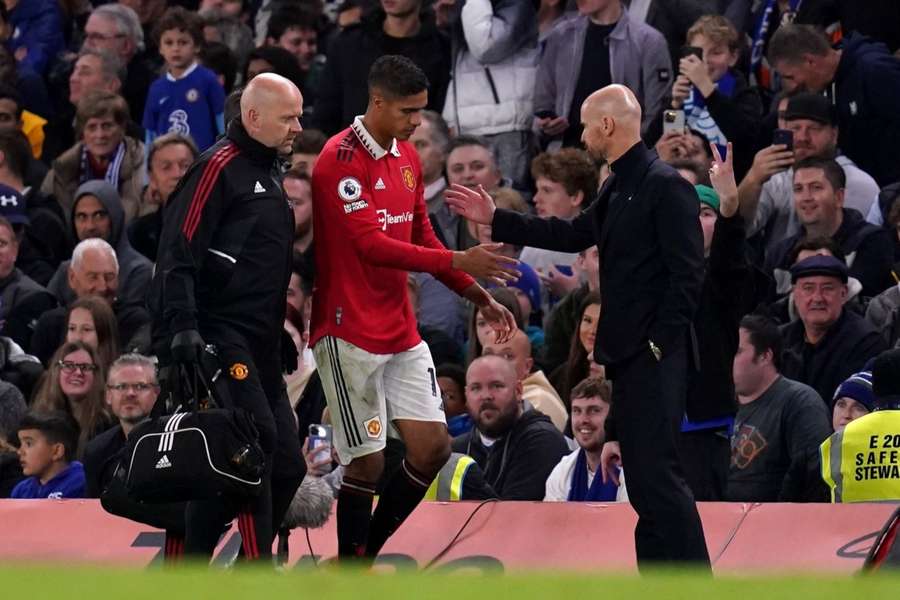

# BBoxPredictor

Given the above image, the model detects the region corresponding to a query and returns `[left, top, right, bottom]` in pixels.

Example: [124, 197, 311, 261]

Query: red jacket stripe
[182, 144, 240, 241]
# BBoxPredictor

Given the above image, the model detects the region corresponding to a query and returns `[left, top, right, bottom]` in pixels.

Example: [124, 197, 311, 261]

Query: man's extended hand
[478, 297, 518, 344]
[709, 142, 739, 218]
[600, 441, 622, 486]
[746, 144, 794, 185]
[452, 243, 520, 285]
[444, 183, 496, 225]
[170, 329, 205, 365]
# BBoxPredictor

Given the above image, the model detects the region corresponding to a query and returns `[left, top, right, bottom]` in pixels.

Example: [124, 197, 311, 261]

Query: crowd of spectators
[1, 0, 900, 515]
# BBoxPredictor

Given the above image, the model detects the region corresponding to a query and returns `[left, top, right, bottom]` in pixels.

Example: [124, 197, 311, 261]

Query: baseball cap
[790, 254, 849, 284]
[0, 183, 28, 226]
[784, 93, 837, 126]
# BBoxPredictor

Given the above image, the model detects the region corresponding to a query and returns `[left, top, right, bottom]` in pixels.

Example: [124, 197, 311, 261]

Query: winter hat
[832, 371, 875, 412]
[695, 185, 720, 213]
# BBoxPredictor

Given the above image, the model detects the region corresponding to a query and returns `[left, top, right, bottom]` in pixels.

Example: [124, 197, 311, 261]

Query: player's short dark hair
[200, 41, 238, 93]
[794, 156, 846, 191]
[292, 129, 327, 155]
[740, 314, 783, 371]
[0, 129, 32, 180]
[787, 236, 844, 266]
[367, 55, 429, 99]
[570, 377, 612, 405]
[768, 24, 832, 65]
[0, 83, 22, 120]
[267, 5, 319, 41]
[17, 411, 80, 463]
[154, 6, 204, 47]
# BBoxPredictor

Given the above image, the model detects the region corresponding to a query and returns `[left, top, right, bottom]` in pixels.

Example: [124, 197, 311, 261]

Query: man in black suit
[445, 84, 710, 568]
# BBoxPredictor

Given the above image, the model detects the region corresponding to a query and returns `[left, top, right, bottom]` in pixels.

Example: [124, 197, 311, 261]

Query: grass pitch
[3, 565, 900, 600]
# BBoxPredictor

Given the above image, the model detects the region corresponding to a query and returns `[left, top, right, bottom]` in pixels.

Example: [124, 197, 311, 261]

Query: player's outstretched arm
[451, 243, 520, 286]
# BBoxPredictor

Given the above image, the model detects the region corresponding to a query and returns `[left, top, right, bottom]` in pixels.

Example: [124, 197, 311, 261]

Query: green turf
[3, 565, 900, 600]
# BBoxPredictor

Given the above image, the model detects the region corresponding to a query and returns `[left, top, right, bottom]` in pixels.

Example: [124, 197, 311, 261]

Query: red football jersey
[309, 117, 475, 354]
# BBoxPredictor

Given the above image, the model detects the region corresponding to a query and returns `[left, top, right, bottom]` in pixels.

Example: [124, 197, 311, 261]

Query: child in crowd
[11, 411, 85, 499]
[143, 7, 225, 153]
[671, 15, 762, 178]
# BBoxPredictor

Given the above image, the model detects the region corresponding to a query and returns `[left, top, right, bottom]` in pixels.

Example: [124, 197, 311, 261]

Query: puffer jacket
[442, 0, 540, 135]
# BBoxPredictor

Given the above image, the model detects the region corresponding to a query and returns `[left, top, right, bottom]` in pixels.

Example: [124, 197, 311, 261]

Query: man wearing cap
[780, 254, 886, 406]
[728, 314, 831, 502]
[765, 157, 894, 298]
[831, 370, 875, 433]
[820, 349, 900, 502]
[738, 92, 881, 261]
[0, 193, 56, 350]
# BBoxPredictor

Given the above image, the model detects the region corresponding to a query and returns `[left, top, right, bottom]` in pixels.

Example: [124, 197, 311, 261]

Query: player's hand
[444, 183, 496, 225]
[747, 144, 794, 185]
[670, 75, 692, 109]
[538, 116, 569, 137]
[600, 441, 622, 486]
[478, 297, 517, 344]
[452, 243, 520, 285]
[709, 142, 739, 218]
[538, 264, 579, 297]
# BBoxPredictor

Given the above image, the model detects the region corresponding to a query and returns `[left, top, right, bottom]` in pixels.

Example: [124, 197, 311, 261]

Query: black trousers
[182, 343, 305, 561]
[677, 428, 731, 502]
[611, 342, 711, 568]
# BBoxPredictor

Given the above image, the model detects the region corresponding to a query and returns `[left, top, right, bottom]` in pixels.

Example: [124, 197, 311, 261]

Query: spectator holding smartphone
[671, 16, 762, 181]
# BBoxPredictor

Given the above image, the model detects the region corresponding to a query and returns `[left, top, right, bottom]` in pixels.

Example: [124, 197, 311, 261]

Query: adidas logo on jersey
[254, 181, 266, 194]
[374, 178, 386, 190]
[155, 455, 172, 469]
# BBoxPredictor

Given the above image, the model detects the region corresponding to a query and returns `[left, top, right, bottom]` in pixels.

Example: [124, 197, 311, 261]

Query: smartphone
[773, 128, 794, 151]
[308, 424, 333, 471]
[662, 109, 686, 135]
[534, 110, 557, 120]
[680, 45, 703, 60]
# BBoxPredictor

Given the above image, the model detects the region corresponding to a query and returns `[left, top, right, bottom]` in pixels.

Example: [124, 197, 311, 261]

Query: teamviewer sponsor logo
[376, 209, 414, 231]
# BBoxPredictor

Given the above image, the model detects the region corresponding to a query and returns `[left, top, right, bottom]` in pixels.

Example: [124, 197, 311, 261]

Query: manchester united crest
[400, 166, 416, 192]
[364, 416, 383, 439]
[229, 363, 249, 380]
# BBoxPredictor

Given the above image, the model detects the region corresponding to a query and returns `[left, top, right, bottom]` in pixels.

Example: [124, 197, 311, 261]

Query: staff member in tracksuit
[149, 73, 306, 562]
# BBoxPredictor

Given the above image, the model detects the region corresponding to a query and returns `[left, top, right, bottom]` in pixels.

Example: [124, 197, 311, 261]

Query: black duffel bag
[118, 348, 266, 503]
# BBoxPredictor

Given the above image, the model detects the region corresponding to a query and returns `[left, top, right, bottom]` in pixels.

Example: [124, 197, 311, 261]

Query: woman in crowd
[464, 287, 524, 365]
[552, 290, 604, 407]
[41, 90, 146, 222]
[31, 341, 112, 457]
[64, 296, 120, 373]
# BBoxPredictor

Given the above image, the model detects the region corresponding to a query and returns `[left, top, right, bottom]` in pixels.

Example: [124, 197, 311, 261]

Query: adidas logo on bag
[155, 455, 172, 469]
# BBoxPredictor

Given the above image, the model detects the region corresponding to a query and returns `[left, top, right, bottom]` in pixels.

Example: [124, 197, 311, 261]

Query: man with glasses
[83, 353, 158, 497]
[82, 4, 159, 127]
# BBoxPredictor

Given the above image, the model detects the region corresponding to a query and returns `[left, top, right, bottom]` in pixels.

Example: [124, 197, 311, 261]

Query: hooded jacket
[45, 180, 153, 309]
[40, 136, 147, 224]
[451, 408, 569, 500]
[0, 268, 56, 350]
[442, 0, 540, 136]
[833, 33, 900, 186]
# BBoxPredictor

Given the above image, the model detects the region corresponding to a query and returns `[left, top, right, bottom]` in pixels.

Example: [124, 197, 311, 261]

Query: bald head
[482, 328, 533, 381]
[240, 73, 304, 154]
[580, 84, 643, 162]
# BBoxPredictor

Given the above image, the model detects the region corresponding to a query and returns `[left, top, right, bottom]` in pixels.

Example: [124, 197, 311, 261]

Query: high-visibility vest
[820, 410, 900, 502]
[424, 453, 476, 502]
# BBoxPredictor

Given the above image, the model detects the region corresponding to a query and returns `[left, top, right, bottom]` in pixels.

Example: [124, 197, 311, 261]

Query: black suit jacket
[492, 142, 704, 366]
